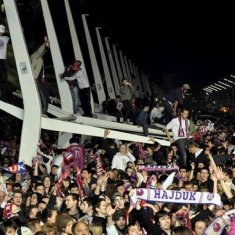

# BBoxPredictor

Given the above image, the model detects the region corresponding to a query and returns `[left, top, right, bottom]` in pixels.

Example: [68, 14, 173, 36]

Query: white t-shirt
[150, 106, 164, 122]
[166, 116, 190, 141]
[111, 152, 136, 171]
[75, 70, 90, 89]
[0, 36, 9, 60]
[62, 69, 90, 89]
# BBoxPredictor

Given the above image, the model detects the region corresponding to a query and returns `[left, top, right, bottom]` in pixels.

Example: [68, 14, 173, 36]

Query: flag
[4, 162, 26, 174]
[64, 143, 85, 172]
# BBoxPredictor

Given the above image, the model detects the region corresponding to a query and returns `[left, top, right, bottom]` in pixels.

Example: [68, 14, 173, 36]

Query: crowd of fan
[0, 110, 235, 235]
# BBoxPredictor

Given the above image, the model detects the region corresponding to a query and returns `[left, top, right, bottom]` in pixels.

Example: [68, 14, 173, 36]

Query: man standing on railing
[31, 36, 50, 116]
[120, 78, 135, 123]
[164, 108, 190, 167]
[62, 60, 92, 117]
[61, 64, 80, 116]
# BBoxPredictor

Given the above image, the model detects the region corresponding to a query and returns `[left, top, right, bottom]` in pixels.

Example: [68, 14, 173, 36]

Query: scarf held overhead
[138, 164, 179, 172]
[131, 189, 222, 207]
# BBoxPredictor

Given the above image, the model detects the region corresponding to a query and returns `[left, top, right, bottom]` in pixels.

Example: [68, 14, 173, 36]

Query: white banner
[131, 188, 222, 207]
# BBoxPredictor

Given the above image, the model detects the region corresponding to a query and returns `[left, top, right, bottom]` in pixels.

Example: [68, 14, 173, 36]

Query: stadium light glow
[204, 87, 213, 91]
[218, 81, 232, 88]
[224, 78, 235, 84]
[208, 85, 220, 91]
[203, 87, 212, 92]
[213, 83, 227, 90]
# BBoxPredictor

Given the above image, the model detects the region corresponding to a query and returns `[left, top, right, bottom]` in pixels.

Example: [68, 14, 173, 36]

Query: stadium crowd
[1, 98, 235, 235]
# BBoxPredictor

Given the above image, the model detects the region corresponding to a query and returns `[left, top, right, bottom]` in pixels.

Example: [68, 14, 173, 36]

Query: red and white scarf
[90, 150, 104, 176]
[178, 115, 189, 138]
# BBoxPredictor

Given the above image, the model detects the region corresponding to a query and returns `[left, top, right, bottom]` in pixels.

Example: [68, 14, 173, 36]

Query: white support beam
[42, 0, 76, 148]
[42, 119, 170, 146]
[82, 14, 106, 106]
[113, 45, 123, 82]
[131, 62, 138, 88]
[105, 37, 120, 95]
[64, 0, 86, 73]
[96, 27, 115, 99]
[4, 0, 41, 165]
[0, 101, 23, 120]
[46, 103, 169, 137]
[124, 55, 132, 83]
[144, 74, 151, 95]
[64, 0, 94, 113]
[140, 71, 148, 93]
[73, 117, 168, 137]
[12, 90, 118, 123]
[41, 0, 73, 113]
[133, 64, 143, 92]
[119, 50, 128, 79]
[128, 60, 135, 85]
[1, 99, 170, 145]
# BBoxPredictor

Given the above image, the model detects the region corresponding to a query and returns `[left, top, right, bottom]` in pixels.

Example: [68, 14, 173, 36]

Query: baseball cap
[15, 227, 32, 235]
[182, 84, 190, 90]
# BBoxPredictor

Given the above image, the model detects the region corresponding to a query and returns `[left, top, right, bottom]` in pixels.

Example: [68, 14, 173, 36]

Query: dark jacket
[139, 208, 169, 235]
[189, 150, 210, 168]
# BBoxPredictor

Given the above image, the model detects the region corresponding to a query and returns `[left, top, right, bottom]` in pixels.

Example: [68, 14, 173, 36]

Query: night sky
[9, 0, 235, 91]
[81, 1, 235, 89]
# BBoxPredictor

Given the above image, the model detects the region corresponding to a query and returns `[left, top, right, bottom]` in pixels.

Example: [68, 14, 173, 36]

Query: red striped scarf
[56, 166, 70, 197]
[178, 115, 189, 137]
[90, 150, 104, 176]
[75, 170, 84, 197]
